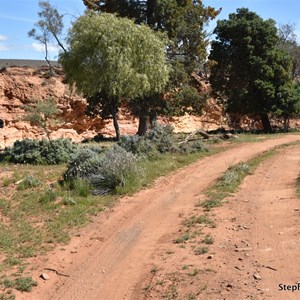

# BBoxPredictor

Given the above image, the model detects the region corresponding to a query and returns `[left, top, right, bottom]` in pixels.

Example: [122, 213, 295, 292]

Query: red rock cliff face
[0, 66, 226, 149]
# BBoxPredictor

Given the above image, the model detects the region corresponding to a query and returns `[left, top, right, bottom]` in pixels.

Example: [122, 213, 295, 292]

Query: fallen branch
[178, 129, 210, 145]
[261, 265, 277, 271]
[44, 267, 70, 277]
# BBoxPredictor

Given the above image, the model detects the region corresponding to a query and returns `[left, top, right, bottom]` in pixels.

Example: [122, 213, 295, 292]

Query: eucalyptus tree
[29, 1, 66, 73]
[82, 0, 219, 134]
[60, 12, 169, 140]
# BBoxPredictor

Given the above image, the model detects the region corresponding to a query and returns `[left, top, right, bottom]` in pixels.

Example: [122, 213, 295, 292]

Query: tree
[28, 1, 66, 73]
[60, 12, 169, 140]
[278, 23, 300, 80]
[82, 0, 219, 134]
[23, 98, 61, 141]
[209, 8, 292, 132]
[273, 83, 300, 130]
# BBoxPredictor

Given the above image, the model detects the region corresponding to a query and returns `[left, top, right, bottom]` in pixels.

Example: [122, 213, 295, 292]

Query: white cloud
[0, 35, 7, 41]
[31, 42, 59, 53]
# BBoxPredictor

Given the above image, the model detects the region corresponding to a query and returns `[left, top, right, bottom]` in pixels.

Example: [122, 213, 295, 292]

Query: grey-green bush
[118, 124, 177, 155]
[64, 145, 137, 195]
[118, 124, 209, 156]
[0, 138, 79, 165]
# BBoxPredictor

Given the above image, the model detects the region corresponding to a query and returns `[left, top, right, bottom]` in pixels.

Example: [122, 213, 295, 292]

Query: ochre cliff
[0, 66, 226, 149]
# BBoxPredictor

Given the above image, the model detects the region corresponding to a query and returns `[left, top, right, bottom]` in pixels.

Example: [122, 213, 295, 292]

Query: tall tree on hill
[60, 12, 169, 140]
[82, 0, 220, 134]
[29, 1, 66, 74]
[209, 8, 292, 132]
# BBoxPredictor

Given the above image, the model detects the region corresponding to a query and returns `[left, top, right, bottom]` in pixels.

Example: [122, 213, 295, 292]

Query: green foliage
[0, 138, 79, 165]
[174, 232, 190, 244]
[118, 124, 177, 154]
[2, 276, 37, 292]
[273, 83, 300, 129]
[23, 98, 61, 140]
[39, 188, 57, 203]
[0, 293, 15, 300]
[82, 0, 219, 122]
[64, 148, 100, 180]
[169, 85, 208, 116]
[60, 12, 169, 139]
[194, 246, 208, 255]
[64, 145, 138, 195]
[83, 0, 218, 75]
[184, 215, 215, 228]
[209, 8, 292, 132]
[118, 124, 208, 156]
[144, 124, 177, 154]
[28, 1, 66, 72]
[202, 234, 214, 245]
[17, 175, 40, 191]
[278, 23, 300, 80]
[13, 277, 37, 292]
[117, 135, 156, 156]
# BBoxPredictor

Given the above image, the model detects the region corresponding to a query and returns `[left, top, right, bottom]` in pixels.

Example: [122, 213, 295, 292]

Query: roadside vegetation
[0, 124, 222, 298]
[2, 0, 300, 298]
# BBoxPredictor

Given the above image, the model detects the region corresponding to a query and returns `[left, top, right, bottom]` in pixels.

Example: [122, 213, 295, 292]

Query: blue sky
[0, 0, 299, 60]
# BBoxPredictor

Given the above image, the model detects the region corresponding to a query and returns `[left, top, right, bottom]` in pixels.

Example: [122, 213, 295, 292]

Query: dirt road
[24, 134, 300, 300]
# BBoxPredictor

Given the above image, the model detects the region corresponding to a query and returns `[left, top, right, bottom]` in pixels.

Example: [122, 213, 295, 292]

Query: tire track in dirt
[24, 134, 300, 300]
[198, 145, 300, 300]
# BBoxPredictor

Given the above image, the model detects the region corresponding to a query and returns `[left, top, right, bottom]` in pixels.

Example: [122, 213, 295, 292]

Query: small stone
[279, 232, 283, 235]
[295, 208, 299, 211]
[238, 257, 243, 261]
[207, 255, 214, 259]
[253, 273, 262, 280]
[40, 273, 50, 280]
[226, 283, 233, 291]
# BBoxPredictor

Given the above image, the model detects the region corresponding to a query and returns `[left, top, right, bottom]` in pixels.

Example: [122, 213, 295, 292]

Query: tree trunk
[260, 113, 272, 132]
[149, 111, 157, 128]
[44, 42, 53, 75]
[112, 108, 120, 141]
[284, 116, 290, 131]
[137, 115, 148, 136]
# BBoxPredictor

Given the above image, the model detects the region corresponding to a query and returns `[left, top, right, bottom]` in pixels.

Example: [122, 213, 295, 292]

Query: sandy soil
[20, 134, 300, 300]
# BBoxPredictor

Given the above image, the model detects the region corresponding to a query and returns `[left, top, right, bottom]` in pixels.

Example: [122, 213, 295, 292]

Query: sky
[0, 0, 299, 61]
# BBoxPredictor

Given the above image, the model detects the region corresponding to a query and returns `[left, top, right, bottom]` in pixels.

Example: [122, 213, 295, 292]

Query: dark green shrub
[0, 138, 79, 165]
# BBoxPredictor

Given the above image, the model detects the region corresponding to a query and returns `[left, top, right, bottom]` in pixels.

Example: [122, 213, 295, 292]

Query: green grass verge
[202, 141, 300, 211]
[201, 150, 277, 211]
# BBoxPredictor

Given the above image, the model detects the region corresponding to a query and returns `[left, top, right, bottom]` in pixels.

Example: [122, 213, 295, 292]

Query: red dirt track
[21, 134, 300, 300]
